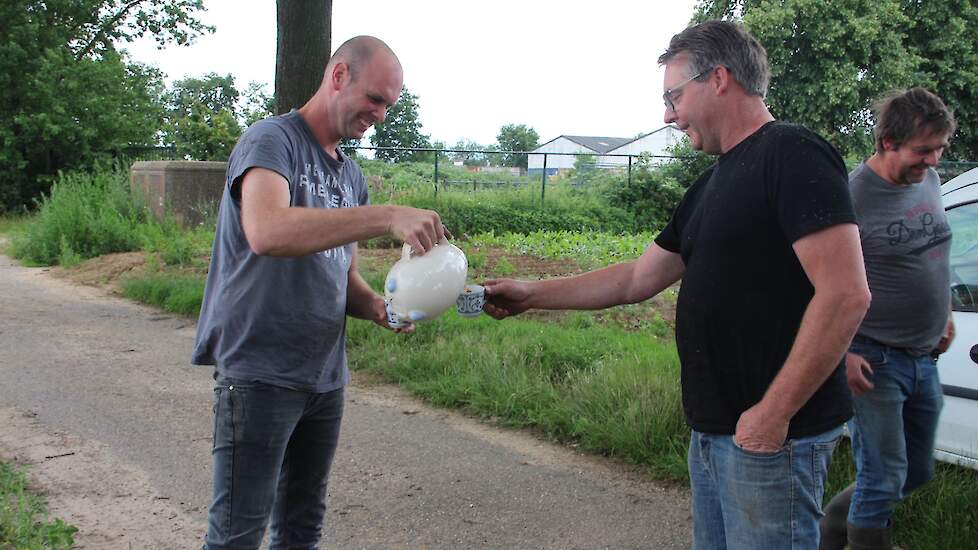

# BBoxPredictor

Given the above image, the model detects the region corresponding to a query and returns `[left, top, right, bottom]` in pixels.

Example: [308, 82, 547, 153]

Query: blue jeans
[203, 377, 345, 550]
[847, 338, 943, 529]
[688, 426, 843, 550]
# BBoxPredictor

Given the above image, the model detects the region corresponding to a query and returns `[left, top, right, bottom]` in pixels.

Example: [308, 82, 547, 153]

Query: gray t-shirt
[192, 111, 368, 392]
[850, 162, 951, 354]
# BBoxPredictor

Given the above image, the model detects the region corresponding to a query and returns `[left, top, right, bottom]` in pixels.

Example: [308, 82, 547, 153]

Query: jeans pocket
[850, 344, 887, 369]
[731, 436, 788, 458]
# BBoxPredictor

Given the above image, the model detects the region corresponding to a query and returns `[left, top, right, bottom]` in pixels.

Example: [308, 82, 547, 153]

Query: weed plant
[9, 167, 149, 266]
[0, 462, 76, 549]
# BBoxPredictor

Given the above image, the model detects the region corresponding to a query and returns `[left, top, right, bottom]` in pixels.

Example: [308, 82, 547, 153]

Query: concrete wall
[130, 161, 226, 228]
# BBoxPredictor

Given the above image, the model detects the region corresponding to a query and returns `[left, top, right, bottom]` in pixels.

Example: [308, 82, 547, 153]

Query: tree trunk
[275, 0, 331, 115]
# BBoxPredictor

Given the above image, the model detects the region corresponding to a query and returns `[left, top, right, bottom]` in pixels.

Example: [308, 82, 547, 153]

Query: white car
[936, 167, 978, 469]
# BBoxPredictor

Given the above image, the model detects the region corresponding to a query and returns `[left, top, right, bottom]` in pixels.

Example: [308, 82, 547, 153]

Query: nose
[373, 104, 387, 124]
[664, 107, 677, 125]
[925, 149, 943, 166]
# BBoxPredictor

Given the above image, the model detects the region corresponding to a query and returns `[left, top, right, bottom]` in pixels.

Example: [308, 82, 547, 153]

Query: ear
[881, 137, 898, 152]
[712, 66, 730, 95]
[329, 62, 349, 91]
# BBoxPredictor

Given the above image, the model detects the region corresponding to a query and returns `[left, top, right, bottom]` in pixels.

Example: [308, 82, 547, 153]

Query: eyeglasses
[663, 67, 714, 112]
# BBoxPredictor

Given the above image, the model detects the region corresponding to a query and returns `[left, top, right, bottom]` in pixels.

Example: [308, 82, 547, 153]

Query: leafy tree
[162, 73, 242, 160]
[0, 0, 211, 211]
[448, 139, 491, 167]
[692, 0, 978, 160]
[902, 1, 978, 160]
[660, 138, 715, 188]
[275, 0, 331, 114]
[370, 87, 431, 163]
[240, 81, 275, 128]
[496, 124, 540, 169]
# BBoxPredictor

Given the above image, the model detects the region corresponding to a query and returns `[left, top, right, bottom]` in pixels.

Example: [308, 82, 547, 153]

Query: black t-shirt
[655, 121, 855, 438]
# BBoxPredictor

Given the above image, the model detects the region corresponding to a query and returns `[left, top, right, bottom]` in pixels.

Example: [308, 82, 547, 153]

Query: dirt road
[0, 253, 692, 549]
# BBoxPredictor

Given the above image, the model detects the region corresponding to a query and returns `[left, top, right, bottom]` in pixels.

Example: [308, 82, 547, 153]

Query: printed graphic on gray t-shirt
[192, 111, 368, 392]
[850, 162, 951, 354]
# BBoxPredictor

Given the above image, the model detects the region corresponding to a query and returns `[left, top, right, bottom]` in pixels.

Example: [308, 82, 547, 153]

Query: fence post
[628, 156, 633, 187]
[434, 153, 439, 197]
[541, 153, 548, 205]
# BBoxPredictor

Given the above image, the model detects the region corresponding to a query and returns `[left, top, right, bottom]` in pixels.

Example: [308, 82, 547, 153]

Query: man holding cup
[484, 21, 870, 549]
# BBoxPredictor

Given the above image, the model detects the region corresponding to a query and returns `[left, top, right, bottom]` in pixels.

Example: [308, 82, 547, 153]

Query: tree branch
[75, 0, 146, 60]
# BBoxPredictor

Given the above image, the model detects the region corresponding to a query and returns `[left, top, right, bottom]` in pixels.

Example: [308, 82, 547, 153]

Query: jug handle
[402, 236, 449, 260]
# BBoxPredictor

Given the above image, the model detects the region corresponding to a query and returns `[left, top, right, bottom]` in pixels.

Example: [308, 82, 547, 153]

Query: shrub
[9, 166, 149, 266]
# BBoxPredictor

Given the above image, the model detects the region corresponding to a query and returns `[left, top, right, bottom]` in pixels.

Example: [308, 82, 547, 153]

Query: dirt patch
[0, 408, 204, 549]
[48, 251, 148, 294]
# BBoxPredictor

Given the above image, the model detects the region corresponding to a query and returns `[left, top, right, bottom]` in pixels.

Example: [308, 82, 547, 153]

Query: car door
[937, 186, 978, 469]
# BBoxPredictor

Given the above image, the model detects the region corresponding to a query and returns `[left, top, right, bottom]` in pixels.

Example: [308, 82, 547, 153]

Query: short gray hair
[658, 20, 770, 98]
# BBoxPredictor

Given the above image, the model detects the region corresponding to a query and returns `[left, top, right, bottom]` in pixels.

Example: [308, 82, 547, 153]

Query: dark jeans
[203, 377, 344, 550]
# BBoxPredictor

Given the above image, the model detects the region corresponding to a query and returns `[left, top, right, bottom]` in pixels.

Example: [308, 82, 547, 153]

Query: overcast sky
[125, 0, 699, 146]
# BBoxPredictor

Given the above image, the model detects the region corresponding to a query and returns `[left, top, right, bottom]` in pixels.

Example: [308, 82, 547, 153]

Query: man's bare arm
[240, 167, 445, 257]
[483, 243, 685, 318]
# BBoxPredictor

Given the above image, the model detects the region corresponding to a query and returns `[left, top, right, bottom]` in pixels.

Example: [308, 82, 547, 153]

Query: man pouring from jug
[192, 36, 446, 548]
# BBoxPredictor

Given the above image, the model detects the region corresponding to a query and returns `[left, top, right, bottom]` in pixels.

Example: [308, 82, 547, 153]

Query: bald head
[327, 35, 401, 83]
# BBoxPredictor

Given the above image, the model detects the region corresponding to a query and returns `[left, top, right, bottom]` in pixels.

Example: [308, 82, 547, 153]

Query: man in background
[820, 87, 956, 550]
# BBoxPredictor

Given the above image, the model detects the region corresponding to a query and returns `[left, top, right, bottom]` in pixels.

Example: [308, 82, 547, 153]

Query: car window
[947, 200, 978, 312]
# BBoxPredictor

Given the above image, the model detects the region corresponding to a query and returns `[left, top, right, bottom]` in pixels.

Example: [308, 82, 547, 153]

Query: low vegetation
[0, 462, 76, 549]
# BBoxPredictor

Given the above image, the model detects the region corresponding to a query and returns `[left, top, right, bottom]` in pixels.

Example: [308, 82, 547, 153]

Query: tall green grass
[346, 313, 690, 481]
[9, 168, 149, 266]
[0, 215, 29, 237]
[7, 167, 213, 268]
[0, 462, 76, 549]
[121, 274, 206, 316]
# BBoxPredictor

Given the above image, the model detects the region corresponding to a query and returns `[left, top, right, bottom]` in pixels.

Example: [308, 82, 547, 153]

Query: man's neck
[865, 154, 904, 186]
[297, 101, 341, 159]
[718, 98, 775, 154]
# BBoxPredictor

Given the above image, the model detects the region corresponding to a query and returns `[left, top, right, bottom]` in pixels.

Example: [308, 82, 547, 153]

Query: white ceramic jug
[384, 239, 468, 322]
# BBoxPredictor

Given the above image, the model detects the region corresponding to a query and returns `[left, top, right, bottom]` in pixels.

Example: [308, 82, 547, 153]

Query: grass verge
[0, 462, 76, 549]
[121, 273, 206, 317]
[347, 312, 690, 481]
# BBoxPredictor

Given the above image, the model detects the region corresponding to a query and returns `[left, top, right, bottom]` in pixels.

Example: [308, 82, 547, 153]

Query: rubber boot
[819, 483, 854, 550]
[847, 522, 893, 550]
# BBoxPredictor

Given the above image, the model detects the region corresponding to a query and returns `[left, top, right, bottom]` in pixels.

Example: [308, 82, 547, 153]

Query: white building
[527, 125, 685, 175]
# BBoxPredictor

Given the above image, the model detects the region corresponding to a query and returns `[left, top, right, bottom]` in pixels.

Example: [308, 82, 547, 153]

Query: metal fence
[346, 146, 684, 203]
[347, 146, 978, 202]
